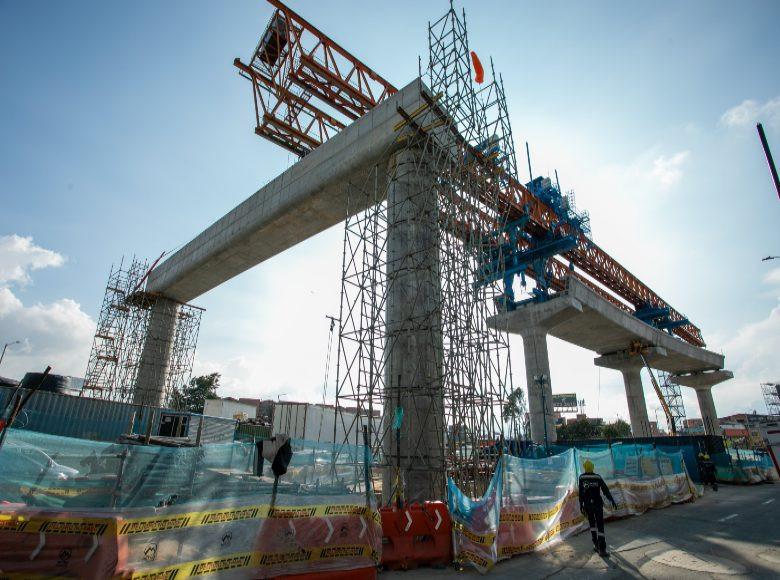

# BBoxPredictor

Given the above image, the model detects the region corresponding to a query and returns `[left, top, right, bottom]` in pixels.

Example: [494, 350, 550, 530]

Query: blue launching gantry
[633, 302, 690, 335]
[473, 144, 593, 311]
[465, 134, 504, 166]
[476, 213, 578, 311]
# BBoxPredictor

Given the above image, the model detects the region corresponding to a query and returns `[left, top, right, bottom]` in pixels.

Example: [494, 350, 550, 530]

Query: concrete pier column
[619, 366, 652, 438]
[133, 297, 178, 407]
[491, 297, 582, 445]
[383, 146, 444, 502]
[671, 370, 733, 436]
[595, 351, 656, 438]
[694, 387, 721, 436]
[520, 327, 557, 445]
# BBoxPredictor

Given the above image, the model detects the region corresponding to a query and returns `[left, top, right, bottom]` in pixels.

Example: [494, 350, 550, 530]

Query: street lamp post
[0, 341, 21, 369]
[535, 374, 550, 455]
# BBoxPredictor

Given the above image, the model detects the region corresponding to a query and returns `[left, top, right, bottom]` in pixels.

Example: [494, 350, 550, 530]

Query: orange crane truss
[235, 0, 705, 348]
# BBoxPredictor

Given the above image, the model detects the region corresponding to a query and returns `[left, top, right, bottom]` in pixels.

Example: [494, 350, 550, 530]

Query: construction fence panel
[712, 449, 779, 484]
[448, 446, 698, 573]
[0, 429, 381, 578]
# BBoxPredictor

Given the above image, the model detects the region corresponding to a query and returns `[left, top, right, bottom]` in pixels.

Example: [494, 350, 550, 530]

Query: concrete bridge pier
[383, 146, 445, 502]
[501, 298, 584, 445]
[672, 370, 734, 436]
[133, 297, 178, 407]
[594, 349, 666, 438]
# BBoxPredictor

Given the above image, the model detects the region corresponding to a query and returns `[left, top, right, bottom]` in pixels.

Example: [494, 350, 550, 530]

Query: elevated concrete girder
[146, 79, 430, 303]
[134, 79, 434, 404]
[671, 370, 734, 436]
[490, 277, 724, 374]
[489, 277, 727, 443]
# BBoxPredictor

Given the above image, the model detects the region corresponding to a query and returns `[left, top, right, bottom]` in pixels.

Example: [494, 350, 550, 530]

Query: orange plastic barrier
[0, 509, 124, 579]
[380, 501, 452, 570]
[276, 567, 377, 580]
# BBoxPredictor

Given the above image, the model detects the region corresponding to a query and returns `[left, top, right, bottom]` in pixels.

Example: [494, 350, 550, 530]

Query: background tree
[171, 372, 220, 413]
[503, 387, 526, 439]
[601, 419, 632, 439]
[556, 418, 601, 441]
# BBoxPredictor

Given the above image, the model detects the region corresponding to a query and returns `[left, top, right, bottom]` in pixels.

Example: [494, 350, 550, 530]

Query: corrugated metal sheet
[0, 386, 236, 444]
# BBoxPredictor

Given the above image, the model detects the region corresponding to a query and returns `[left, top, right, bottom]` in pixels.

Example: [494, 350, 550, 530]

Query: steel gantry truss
[234, 0, 396, 157]
[235, 0, 705, 349]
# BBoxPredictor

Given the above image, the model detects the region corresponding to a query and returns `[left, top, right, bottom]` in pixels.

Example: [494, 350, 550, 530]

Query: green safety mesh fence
[449, 446, 697, 573]
[0, 429, 380, 578]
[712, 448, 779, 484]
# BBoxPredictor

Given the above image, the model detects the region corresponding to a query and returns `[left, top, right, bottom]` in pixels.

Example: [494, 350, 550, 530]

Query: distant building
[273, 401, 380, 445]
[719, 412, 776, 448]
[567, 414, 602, 426]
[203, 397, 258, 421]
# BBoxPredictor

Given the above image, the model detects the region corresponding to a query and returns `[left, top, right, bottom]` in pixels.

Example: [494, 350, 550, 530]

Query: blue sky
[1, 0, 779, 426]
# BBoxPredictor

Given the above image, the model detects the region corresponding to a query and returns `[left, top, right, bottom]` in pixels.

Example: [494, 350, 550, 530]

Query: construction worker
[579, 459, 617, 557]
[697, 452, 719, 491]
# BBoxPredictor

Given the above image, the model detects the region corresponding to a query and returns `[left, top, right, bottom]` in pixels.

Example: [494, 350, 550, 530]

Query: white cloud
[720, 96, 780, 129]
[702, 271, 780, 416]
[763, 267, 780, 287]
[0, 236, 93, 381]
[0, 235, 65, 285]
[650, 150, 690, 187]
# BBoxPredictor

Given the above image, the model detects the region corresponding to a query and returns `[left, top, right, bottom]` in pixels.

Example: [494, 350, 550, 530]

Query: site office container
[272, 401, 381, 445]
[0, 385, 236, 444]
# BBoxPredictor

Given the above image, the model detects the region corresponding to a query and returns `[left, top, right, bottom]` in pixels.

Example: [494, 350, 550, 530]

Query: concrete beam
[146, 79, 429, 303]
[490, 277, 724, 374]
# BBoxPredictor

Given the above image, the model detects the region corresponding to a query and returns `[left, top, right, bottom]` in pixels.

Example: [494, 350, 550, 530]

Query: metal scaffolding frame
[657, 370, 687, 434]
[83, 257, 203, 408]
[763, 382, 780, 417]
[333, 4, 521, 501]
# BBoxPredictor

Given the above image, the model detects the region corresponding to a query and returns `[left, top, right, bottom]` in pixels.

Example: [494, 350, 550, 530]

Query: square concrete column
[520, 326, 557, 445]
[594, 350, 660, 438]
[383, 146, 445, 502]
[671, 370, 733, 437]
[493, 297, 582, 445]
[133, 296, 179, 407]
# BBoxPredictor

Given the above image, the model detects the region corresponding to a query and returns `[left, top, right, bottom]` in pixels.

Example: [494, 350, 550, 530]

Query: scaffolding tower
[763, 382, 780, 417]
[334, 4, 522, 502]
[657, 370, 687, 434]
[83, 257, 203, 408]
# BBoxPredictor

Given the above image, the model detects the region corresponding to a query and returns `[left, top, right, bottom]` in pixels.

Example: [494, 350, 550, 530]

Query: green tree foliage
[601, 419, 632, 439]
[556, 418, 601, 441]
[556, 417, 633, 441]
[171, 372, 220, 413]
[503, 387, 526, 420]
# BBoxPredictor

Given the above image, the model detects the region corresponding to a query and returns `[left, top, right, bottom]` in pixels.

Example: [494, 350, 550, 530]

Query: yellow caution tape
[123, 544, 380, 579]
[498, 514, 587, 557]
[0, 514, 115, 536]
[499, 491, 578, 523]
[0, 503, 381, 537]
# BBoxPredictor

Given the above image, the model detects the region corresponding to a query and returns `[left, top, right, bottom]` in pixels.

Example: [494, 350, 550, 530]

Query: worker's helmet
[583, 459, 595, 473]
[703, 454, 710, 460]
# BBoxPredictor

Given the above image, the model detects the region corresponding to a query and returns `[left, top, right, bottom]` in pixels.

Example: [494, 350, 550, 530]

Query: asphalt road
[384, 483, 780, 579]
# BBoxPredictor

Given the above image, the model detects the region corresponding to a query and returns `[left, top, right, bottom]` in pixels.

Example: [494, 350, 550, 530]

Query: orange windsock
[470, 51, 484, 84]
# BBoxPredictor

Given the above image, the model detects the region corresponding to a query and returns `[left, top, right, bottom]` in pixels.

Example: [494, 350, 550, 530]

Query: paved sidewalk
[383, 483, 780, 579]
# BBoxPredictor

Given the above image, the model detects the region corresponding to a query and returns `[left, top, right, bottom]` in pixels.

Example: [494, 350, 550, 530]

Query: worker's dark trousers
[585, 504, 606, 553]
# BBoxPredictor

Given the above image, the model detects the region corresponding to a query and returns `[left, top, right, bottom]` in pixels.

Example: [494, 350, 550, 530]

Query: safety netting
[448, 445, 697, 573]
[0, 428, 380, 578]
[712, 448, 779, 484]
